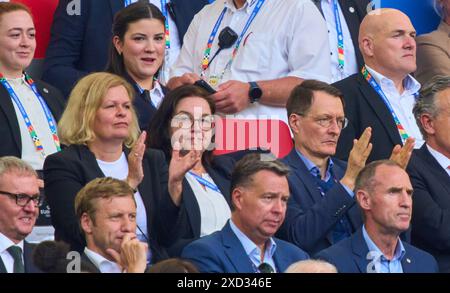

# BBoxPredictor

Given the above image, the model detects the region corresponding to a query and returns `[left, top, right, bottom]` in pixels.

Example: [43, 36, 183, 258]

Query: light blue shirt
[229, 219, 277, 272]
[295, 149, 354, 197]
[362, 225, 406, 273]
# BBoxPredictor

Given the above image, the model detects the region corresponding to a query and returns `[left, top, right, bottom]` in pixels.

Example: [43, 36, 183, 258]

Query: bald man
[333, 9, 423, 163]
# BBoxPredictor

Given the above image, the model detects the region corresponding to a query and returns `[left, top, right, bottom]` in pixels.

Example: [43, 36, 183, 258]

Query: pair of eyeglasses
[295, 113, 348, 130]
[0, 191, 43, 207]
[171, 113, 215, 130]
[258, 262, 275, 273]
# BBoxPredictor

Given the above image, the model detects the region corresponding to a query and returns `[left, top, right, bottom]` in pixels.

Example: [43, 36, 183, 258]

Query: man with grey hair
[0, 156, 42, 273]
[181, 153, 309, 273]
[285, 259, 337, 273]
[407, 75, 450, 272]
[316, 160, 438, 273]
[415, 0, 450, 84]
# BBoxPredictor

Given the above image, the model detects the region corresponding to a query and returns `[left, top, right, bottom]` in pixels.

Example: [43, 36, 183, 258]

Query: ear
[232, 188, 244, 212]
[80, 213, 94, 235]
[356, 190, 371, 212]
[360, 36, 374, 58]
[419, 113, 435, 136]
[288, 114, 300, 135]
[112, 36, 123, 56]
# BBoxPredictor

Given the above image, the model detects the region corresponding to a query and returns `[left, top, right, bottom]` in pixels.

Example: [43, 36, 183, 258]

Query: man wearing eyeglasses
[277, 80, 414, 256]
[181, 154, 309, 273]
[0, 156, 42, 273]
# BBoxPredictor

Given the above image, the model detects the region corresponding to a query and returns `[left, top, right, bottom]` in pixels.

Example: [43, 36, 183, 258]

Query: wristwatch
[248, 81, 262, 103]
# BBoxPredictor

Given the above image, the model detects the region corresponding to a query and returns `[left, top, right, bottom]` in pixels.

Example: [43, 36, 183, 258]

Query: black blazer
[42, 0, 209, 97]
[407, 145, 450, 272]
[312, 0, 370, 69]
[333, 72, 403, 162]
[165, 155, 234, 257]
[0, 79, 65, 159]
[277, 149, 362, 255]
[43, 144, 175, 263]
[0, 241, 42, 273]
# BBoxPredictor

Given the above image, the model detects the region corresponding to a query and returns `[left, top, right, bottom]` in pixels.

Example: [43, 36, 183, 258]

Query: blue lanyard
[332, 0, 344, 71]
[361, 66, 418, 143]
[0, 74, 61, 156]
[201, 0, 265, 77]
[188, 171, 221, 193]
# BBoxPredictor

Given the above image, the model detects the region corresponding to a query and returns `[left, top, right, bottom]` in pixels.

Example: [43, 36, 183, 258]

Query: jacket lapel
[222, 222, 255, 273]
[417, 145, 450, 195]
[35, 82, 64, 122]
[357, 73, 403, 146]
[182, 178, 201, 238]
[0, 255, 6, 273]
[351, 229, 370, 273]
[0, 84, 21, 152]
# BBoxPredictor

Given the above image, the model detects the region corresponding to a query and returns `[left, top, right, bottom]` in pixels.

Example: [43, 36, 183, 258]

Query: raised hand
[390, 137, 415, 169]
[167, 141, 201, 206]
[127, 131, 147, 190]
[341, 127, 373, 190]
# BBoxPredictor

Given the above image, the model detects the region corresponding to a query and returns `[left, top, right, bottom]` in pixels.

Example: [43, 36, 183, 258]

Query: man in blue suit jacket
[277, 80, 373, 255]
[182, 154, 309, 273]
[407, 76, 450, 272]
[316, 160, 438, 273]
[42, 0, 210, 97]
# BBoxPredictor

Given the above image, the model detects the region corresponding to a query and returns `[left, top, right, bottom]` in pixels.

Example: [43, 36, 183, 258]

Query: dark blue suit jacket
[42, 0, 209, 97]
[0, 242, 42, 273]
[315, 228, 438, 273]
[277, 149, 362, 255]
[407, 144, 450, 272]
[166, 155, 234, 257]
[181, 221, 309, 273]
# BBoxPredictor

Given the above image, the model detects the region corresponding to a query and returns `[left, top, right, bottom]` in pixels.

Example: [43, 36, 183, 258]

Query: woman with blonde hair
[44, 72, 197, 264]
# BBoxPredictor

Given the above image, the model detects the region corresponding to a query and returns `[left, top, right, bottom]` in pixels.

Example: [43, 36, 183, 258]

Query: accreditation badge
[209, 75, 219, 87]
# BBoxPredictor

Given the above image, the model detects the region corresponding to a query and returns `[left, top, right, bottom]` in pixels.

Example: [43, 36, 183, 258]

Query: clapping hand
[390, 137, 415, 169]
[127, 131, 147, 190]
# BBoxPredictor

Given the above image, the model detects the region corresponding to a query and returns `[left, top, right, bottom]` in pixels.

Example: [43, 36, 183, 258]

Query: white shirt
[321, 0, 358, 82]
[0, 232, 24, 274]
[171, 0, 331, 124]
[128, 0, 181, 85]
[427, 144, 450, 177]
[365, 66, 424, 148]
[8, 76, 59, 170]
[137, 80, 165, 108]
[84, 247, 122, 273]
[185, 172, 231, 237]
[97, 153, 149, 243]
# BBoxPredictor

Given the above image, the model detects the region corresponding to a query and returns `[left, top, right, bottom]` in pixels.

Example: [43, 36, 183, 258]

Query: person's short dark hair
[146, 85, 215, 164]
[106, 1, 165, 77]
[230, 153, 290, 195]
[354, 160, 402, 194]
[413, 75, 450, 139]
[33, 240, 96, 273]
[146, 258, 199, 273]
[286, 80, 344, 117]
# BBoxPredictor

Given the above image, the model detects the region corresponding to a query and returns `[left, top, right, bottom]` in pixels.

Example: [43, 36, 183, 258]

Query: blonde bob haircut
[58, 72, 139, 148]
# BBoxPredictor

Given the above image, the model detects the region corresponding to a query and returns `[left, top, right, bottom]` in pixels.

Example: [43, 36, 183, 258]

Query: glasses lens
[16, 194, 41, 207]
[258, 263, 274, 273]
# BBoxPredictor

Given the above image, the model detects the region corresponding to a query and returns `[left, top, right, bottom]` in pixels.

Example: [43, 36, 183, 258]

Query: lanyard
[200, 0, 265, 80]
[124, 0, 170, 49]
[332, 0, 344, 71]
[0, 73, 61, 157]
[361, 66, 410, 143]
[188, 171, 221, 193]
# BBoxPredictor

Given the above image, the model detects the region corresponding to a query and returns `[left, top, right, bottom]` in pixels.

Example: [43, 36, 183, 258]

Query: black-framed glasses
[171, 113, 215, 130]
[295, 113, 348, 130]
[0, 191, 43, 207]
[258, 262, 275, 273]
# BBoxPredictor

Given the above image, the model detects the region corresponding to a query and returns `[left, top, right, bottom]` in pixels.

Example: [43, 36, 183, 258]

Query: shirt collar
[295, 149, 334, 178]
[426, 144, 450, 171]
[224, 0, 257, 13]
[229, 219, 277, 259]
[0, 232, 24, 254]
[365, 65, 421, 97]
[362, 225, 406, 262]
[84, 247, 122, 273]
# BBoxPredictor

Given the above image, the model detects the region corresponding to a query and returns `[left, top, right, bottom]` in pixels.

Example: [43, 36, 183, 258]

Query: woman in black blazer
[44, 72, 194, 263]
[106, 2, 168, 131]
[147, 85, 235, 256]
